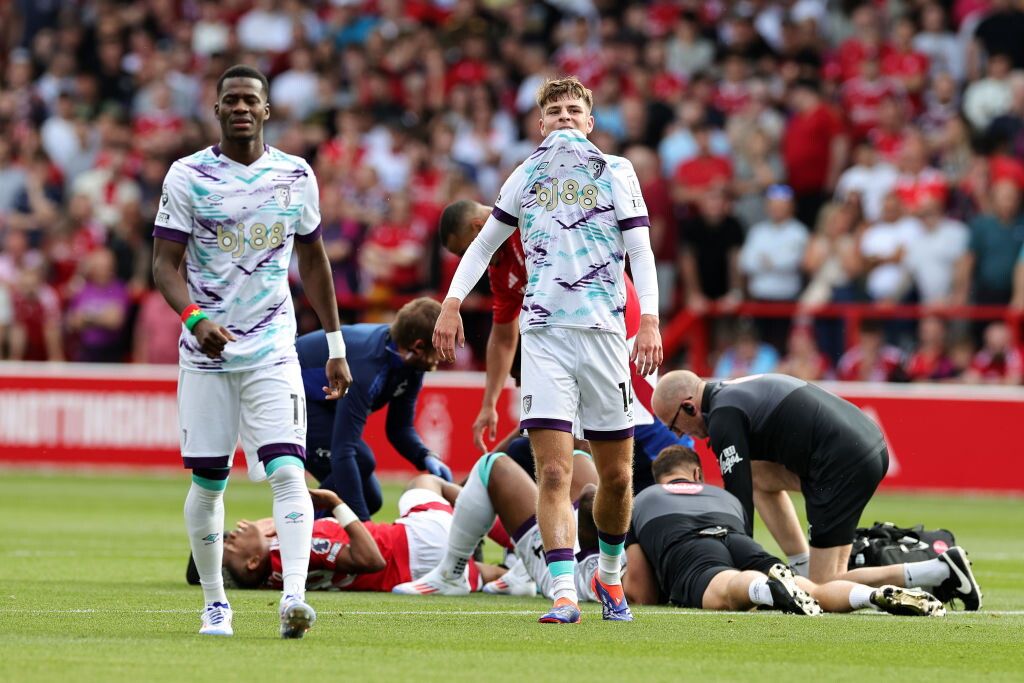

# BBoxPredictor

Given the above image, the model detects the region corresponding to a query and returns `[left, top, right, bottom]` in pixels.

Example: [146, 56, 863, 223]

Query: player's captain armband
[181, 304, 208, 333]
[326, 330, 346, 359]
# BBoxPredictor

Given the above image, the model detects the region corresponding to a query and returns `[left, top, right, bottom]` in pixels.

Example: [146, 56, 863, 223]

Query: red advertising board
[0, 363, 1021, 493]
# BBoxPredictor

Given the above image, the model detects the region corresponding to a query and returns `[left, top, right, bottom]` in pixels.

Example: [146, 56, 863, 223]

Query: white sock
[268, 464, 313, 600]
[903, 558, 950, 587]
[788, 552, 810, 578]
[849, 584, 876, 610]
[184, 482, 228, 606]
[438, 457, 497, 581]
[748, 575, 773, 606]
[551, 574, 578, 604]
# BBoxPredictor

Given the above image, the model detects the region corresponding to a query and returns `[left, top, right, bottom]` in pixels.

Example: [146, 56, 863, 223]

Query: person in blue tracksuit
[296, 298, 453, 520]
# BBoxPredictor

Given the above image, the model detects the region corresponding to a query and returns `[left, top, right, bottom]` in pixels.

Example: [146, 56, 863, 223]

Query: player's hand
[423, 454, 453, 482]
[432, 298, 464, 363]
[309, 488, 343, 511]
[472, 405, 499, 452]
[323, 357, 353, 399]
[631, 314, 663, 377]
[193, 318, 236, 359]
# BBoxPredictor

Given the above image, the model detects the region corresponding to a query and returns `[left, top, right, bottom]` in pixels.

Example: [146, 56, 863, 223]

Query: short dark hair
[438, 200, 478, 247]
[217, 64, 269, 98]
[651, 446, 702, 482]
[390, 297, 442, 350]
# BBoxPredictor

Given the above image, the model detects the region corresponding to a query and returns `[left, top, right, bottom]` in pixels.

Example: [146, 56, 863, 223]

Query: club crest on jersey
[523, 395, 532, 414]
[274, 184, 291, 209]
[311, 538, 331, 554]
[586, 156, 606, 179]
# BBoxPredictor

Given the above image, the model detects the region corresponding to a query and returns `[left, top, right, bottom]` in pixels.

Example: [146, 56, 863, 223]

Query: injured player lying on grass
[621, 446, 976, 616]
[187, 475, 508, 593]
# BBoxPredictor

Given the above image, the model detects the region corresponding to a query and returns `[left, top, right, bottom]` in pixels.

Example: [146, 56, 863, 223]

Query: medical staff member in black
[652, 371, 889, 584]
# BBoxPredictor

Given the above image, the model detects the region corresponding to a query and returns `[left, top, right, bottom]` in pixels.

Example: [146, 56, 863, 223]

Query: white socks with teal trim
[438, 455, 498, 581]
[185, 481, 228, 606]
[268, 464, 313, 599]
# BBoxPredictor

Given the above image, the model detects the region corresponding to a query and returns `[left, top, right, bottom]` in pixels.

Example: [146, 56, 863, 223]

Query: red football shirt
[487, 230, 528, 325]
[783, 103, 845, 194]
[269, 518, 412, 592]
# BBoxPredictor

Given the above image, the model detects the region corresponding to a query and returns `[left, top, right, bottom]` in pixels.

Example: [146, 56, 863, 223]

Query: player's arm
[612, 159, 662, 375]
[384, 374, 451, 480]
[474, 316, 519, 451]
[309, 489, 386, 574]
[707, 407, 756, 536]
[622, 226, 662, 376]
[435, 213, 517, 362]
[622, 544, 661, 605]
[294, 169, 351, 398]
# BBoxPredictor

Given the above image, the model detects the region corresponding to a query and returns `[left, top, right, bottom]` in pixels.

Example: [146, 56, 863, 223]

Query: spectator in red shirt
[905, 315, 957, 382]
[359, 194, 431, 297]
[841, 57, 905, 142]
[965, 320, 1024, 384]
[834, 4, 894, 83]
[7, 264, 64, 362]
[672, 119, 733, 206]
[882, 16, 930, 110]
[837, 320, 905, 382]
[782, 78, 849, 228]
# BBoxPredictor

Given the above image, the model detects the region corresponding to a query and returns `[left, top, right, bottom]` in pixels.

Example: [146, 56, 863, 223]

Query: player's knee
[406, 473, 441, 494]
[598, 466, 632, 499]
[536, 460, 572, 492]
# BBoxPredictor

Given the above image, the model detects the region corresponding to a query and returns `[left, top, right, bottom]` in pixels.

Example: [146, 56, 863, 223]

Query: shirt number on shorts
[617, 381, 633, 413]
[290, 393, 306, 426]
[217, 221, 286, 258]
[534, 179, 598, 211]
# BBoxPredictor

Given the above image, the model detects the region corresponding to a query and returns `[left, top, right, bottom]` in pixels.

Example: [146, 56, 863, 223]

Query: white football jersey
[153, 144, 320, 372]
[491, 129, 648, 336]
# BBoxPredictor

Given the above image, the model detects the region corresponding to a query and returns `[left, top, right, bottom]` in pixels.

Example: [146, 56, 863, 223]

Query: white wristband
[332, 503, 358, 527]
[326, 330, 346, 359]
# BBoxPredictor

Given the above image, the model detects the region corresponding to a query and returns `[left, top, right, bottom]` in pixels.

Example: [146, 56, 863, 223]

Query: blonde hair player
[432, 76, 662, 623]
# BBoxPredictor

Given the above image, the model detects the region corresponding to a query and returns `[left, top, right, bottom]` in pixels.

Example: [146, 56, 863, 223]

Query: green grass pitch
[0, 468, 1022, 683]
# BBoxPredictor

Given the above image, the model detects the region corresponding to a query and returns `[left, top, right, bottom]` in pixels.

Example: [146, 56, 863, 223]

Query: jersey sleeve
[152, 162, 193, 243]
[608, 157, 649, 230]
[492, 165, 526, 228]
[707, 406, 755, 536]
[296, 163, 322, 242]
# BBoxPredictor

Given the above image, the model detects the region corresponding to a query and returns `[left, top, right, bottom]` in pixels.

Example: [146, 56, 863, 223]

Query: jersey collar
[211, 143, 270, 167]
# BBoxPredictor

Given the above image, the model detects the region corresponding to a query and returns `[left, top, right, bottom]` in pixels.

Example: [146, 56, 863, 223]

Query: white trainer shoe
[279, 595, 316, 639]
[483, 561, 537, 597]
[199, 602, 233, 636]
[392, 567, 471, 596]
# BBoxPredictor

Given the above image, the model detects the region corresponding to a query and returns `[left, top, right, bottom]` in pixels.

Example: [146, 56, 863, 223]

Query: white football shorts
[519, 327, 634, 439]
[177, 363, 306, 479]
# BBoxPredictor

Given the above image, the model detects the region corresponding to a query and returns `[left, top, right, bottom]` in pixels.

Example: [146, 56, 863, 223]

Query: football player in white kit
[152, 65, 352, 639]
[433, 76, 662, 623]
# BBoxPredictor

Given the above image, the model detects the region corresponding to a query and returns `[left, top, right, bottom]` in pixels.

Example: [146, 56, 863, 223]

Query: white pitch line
[2, 609, 1022, 616]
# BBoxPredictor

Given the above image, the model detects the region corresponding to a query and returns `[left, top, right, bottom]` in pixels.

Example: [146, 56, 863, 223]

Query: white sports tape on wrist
[326, 330, 346, 359]
[333, 503, 358, 527]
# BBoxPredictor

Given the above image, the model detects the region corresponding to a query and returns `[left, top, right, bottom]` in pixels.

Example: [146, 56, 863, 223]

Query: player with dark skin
[152, 75, 352, 397]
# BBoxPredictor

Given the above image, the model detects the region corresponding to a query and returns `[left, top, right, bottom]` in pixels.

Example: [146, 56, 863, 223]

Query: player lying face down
[393, 446, 620, 603]
[190, 477, 506, 593]
[621, 446, 945, 617]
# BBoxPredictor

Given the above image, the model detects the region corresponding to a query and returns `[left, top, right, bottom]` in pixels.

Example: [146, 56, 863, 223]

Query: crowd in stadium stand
[0, 0, 1021, 384]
